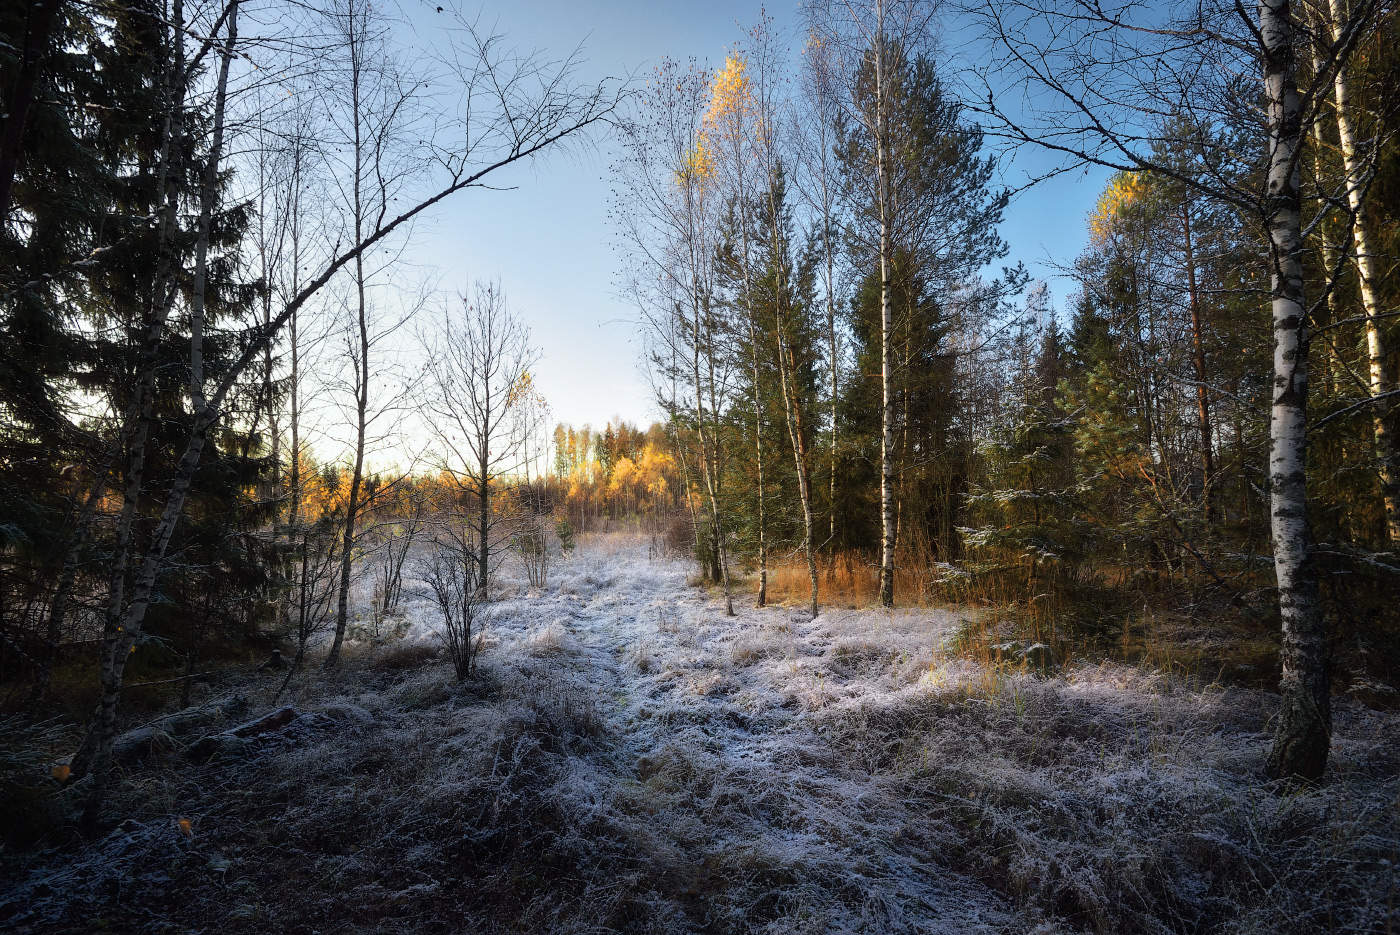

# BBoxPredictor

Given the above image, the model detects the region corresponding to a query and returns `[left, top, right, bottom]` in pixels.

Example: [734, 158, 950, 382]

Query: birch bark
[1261, 0, 1329, 781]
[875, 0, 896, 608]
[1326, 0, 1399, 541]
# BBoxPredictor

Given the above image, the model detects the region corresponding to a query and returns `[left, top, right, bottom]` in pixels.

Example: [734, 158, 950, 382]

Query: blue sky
[398, 0, 1111, 431]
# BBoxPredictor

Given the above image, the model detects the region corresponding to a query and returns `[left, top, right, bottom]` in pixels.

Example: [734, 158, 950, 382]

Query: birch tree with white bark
[806, 0, 939, 607]
[968, 0, 1384, 779]
[614, 58, 739, 615]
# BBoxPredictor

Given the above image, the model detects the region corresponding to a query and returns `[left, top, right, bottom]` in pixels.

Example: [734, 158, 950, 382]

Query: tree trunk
[774, 282, 820, 620]
[327, 11, 368, 668]
[326, 376, 366, 667]
[875, 1, 896, 608]
[1326, 0, 1400, 541]
[734, 167, 768, 608]
[1261, 0, 1329, 781]
[827, 225, 839, 549]
[478, 420, 491, 598]
[283, 151, 305, 632]
[748, 323, 768, 608]
[691, 283, 735, 615]
[1181, 203, 1214, 520]
[1305, 59, 1346, 403]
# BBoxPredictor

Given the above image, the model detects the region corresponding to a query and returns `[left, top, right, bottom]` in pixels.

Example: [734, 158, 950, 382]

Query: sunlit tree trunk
[1326, 0, 1399, 541]
[1306, 77, 1345, 402]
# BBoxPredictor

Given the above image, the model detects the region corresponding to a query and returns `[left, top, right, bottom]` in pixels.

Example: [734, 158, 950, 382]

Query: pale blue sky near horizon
[396, 0, 1111, 433]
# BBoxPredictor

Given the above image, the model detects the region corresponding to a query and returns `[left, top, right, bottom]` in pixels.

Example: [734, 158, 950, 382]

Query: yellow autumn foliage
[675, 54, 761, 193]
[1088, 171, 1148, 244]
[704, 54, 754, 137]
[675, 135, 715, 188]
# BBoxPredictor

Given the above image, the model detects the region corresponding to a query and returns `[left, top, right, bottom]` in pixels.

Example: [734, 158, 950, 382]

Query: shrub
[370, 642, 440, 672]
[421, 541, 487, 681]
[554, 517, 575, 553]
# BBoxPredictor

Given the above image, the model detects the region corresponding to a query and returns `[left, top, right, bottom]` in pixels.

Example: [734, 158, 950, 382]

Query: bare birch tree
[796, 27, 847, 548]
[315, 0, 431, 668]
[421, 282, 540, 597]
[749, 15, 822, 619]
[614, 59, 738, 614]
[807, 0, 938, 607]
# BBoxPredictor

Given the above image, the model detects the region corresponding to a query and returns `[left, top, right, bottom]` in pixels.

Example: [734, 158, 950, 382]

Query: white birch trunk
[1326, 0, 1400, 541]
[1261, 0, 1330, 781]
[692, 286, 736, 615]
[875, 0, 896, 608]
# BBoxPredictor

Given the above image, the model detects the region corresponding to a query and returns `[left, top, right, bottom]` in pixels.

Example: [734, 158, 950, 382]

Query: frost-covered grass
[1, 533, 1396, 934]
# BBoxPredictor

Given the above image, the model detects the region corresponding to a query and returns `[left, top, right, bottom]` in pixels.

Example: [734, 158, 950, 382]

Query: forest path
[486, 532, 1015, 933]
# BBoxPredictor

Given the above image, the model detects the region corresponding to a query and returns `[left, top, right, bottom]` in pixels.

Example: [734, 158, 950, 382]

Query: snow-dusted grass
[3, 533, 1396, 934]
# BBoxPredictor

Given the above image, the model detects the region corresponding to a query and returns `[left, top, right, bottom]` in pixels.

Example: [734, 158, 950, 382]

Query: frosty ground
[2, 533, 1397, 934]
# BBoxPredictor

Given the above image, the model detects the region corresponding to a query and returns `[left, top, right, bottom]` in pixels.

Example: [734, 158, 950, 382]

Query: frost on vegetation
[628, 637, 657, 673]
[524, 620, 576, 656]
[2, 534, 1397, 934]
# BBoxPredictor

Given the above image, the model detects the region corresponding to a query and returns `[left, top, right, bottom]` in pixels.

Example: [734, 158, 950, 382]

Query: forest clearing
[3, 532, 1396, 933]
[3, 0, 1400, 930]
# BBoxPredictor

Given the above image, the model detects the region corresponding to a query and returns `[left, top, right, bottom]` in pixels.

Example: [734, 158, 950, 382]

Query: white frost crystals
[389, 532, 1398, 932]
[7, 533, 1395, 932]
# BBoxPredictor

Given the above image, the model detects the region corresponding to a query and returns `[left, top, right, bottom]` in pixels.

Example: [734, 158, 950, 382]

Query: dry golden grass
[763, 553, 937, 608]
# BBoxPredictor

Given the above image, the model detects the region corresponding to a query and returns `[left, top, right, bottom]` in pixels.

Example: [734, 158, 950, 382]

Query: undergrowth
[2, 536, 1397, 934]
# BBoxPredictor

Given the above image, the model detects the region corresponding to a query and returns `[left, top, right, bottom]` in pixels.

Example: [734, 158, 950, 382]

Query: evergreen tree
[964, 314, 1078, 589]
[833, 44, 1015, 569]
[599, 423, 616, 477]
